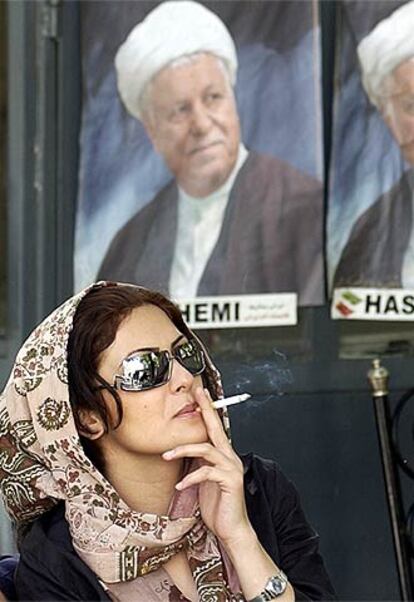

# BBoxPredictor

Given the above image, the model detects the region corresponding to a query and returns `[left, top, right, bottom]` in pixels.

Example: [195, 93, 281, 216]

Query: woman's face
[96, 304, 208, 459]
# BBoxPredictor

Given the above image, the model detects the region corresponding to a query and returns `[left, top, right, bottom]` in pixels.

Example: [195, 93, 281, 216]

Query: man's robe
[98, 151, 324, 306]
[333, 170, 413, 288]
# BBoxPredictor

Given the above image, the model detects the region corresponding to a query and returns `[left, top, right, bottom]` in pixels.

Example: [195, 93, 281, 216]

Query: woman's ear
[77, 409, 105, 440]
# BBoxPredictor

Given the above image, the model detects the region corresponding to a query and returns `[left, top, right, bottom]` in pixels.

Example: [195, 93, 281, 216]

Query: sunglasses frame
[112, 338, 206, 392]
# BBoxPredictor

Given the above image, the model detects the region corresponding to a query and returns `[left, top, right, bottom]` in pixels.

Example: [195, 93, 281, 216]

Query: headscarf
[0, 282, 242, 600]
[357, 1, 414, 108]
[115, 0, 238, 121]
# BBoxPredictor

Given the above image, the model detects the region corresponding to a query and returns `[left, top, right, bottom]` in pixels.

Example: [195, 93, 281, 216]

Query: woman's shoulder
[16, 503, 108, 601]
[241, 453, 337, 600]
[19, 502, 73, 557]
[240, 452, 297, 497]
[241, 451, 282, 472]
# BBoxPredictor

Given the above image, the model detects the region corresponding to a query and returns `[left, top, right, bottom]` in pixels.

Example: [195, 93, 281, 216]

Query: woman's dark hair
[67, 283, 218, 470]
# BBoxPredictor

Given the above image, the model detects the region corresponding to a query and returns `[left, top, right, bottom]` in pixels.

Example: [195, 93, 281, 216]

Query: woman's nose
[170, 358, 194, 392]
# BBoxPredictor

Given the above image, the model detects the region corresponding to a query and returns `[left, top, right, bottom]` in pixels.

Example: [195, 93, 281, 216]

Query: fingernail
[162, 449, 175, 459]
[175, 481, 183, 490]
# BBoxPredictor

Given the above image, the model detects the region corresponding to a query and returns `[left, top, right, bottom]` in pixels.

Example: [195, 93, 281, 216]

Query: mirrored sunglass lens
[175, 340, 205, 374]
[121, 351, 170, 390]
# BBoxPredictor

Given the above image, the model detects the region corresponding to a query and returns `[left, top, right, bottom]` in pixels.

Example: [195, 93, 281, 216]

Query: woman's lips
[174, 403, 199, 418]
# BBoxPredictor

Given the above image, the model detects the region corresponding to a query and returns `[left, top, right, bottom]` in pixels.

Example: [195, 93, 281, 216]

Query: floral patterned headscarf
[0, 282, 242, 600]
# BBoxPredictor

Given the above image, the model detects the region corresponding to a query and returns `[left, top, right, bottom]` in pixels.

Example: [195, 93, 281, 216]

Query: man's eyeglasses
[113, 338, 206, 392]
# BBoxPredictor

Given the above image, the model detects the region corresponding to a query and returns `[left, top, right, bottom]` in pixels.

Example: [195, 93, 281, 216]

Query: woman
[0, 282, 335, 601]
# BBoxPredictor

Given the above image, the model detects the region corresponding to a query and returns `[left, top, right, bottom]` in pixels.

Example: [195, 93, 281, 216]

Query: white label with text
[332, 287, 414, 320]
[176, 293, 297, 329]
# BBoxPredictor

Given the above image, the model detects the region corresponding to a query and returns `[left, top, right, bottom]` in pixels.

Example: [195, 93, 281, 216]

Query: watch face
[269, 571, 287, 596]
[269, 574, 287, 596]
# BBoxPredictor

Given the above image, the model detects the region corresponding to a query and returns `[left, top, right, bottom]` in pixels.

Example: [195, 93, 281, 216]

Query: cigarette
[211, 393, 251, 410]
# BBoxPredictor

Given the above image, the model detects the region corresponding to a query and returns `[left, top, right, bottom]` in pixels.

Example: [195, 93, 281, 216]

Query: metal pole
[368, 359, 413, 600]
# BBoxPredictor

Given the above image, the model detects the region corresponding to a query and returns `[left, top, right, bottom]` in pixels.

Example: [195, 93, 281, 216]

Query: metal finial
[367, 358, 389, 397]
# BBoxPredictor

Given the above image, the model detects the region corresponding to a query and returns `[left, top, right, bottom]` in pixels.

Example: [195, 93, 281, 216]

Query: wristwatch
[248, 570, 288, 601]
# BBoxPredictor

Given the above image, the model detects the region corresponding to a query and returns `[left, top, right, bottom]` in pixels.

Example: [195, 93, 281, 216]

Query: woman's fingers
[174, 464, 243, 491]
[162, 442, 237, 469]
[163, 387, 244, 476]
[195, 387, 232, 451]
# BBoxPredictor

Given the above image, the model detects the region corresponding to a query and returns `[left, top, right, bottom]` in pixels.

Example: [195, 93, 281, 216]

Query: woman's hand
[163, 388, 295, 602]
[162, 387, 255, 547]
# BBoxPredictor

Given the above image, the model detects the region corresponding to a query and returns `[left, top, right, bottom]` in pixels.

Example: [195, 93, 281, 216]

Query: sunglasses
[113, 338, 206, 392]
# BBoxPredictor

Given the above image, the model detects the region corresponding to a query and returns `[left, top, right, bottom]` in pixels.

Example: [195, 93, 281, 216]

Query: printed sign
[178, 293, 297, 329]
[332, 287, 414, 321]
[327, 2, 413, 302]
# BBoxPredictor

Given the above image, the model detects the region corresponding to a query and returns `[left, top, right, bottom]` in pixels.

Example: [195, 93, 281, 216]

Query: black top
[16, 454, 336, 601]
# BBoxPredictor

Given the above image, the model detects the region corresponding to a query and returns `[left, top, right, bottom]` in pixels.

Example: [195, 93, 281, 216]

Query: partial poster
[329, 1, 414, 321]
[75, 0, 324, 328]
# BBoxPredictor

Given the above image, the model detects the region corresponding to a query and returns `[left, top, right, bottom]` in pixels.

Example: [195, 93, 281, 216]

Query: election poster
[75, 0, 325, 326]
[328, 1, 414, 321]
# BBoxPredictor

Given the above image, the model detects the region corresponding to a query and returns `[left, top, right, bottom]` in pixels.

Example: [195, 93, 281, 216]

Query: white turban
[115, 1, 238, 121]
[358, 1, 414, 108]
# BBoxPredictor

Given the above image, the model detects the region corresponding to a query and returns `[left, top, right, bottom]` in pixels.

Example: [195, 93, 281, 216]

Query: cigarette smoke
[221, 349, 293, 404]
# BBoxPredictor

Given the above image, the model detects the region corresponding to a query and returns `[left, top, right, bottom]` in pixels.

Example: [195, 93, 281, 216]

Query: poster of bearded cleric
[75, 0, 324, 328]
[329, 1, 414, 321]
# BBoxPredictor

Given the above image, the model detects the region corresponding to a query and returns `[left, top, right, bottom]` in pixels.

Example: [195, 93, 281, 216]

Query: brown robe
[333, 170, 413, 288]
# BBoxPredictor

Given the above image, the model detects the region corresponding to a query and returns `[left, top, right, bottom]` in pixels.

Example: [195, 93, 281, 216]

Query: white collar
[177, 144, 248, 219]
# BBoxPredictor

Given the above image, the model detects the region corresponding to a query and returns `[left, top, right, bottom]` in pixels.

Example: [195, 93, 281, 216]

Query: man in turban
[334, 1, 414, 289]
[97, 1, 323, 305]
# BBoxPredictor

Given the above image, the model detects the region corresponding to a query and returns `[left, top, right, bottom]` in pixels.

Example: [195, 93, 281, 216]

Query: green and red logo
[335, 290, 362, 317]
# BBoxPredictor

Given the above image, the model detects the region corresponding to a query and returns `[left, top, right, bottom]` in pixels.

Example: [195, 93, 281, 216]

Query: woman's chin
[175, 422, 209, 446]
